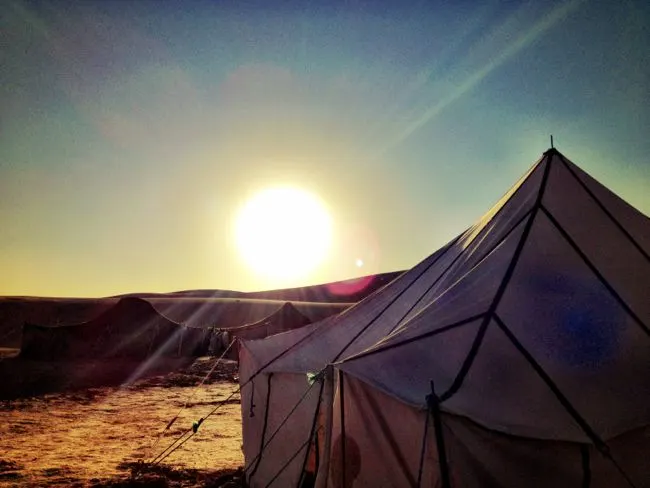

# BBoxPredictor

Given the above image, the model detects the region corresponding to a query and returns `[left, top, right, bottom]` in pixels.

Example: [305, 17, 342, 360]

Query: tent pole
[339, 370, 347, 488]
[314, 367, 334, 488]
[429, 380, 451, 488]
[248, 373, 274, 481]
[416, 396, 431, 487]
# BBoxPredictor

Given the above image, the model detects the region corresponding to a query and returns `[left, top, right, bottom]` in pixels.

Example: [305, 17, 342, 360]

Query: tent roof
[250, 153, 549, 374]
[337, 149, 650, 442]
[231, 302, 311, 332]
[24, 297, 184, 331]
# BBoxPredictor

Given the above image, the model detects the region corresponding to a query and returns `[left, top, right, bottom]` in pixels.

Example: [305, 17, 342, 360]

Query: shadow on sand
[90, 462, 244, 487]
[0, 356, 196, 400]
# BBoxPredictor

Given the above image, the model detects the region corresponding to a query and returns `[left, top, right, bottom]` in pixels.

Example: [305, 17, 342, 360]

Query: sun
[234, 186, 332, 283]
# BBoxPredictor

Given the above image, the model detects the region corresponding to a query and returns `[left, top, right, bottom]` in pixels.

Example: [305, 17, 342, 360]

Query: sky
[1, 0, 649, 297]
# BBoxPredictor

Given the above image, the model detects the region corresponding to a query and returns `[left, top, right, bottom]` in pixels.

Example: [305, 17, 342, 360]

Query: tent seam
[429, 380, 452, 488]
[558, 153, 650, 263]
[295, 378, 326, 488]
[331, 232, 464, 362]
[383, 161, 544, 338]
[540, 205, 650, 337]
[493, 313, 639, 487]
[339, 370, 347, 488]
[439, 152, 553, 402]
[248, 373, 274, 481]
[337, 313, 485, 363]
[380, 204, 534, 347]
[492, 313, 604, 446]
[416, 398, 430, 488]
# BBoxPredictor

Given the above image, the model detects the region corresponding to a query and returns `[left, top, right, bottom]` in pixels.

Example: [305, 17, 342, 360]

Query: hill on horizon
[114, 270, 405, 304]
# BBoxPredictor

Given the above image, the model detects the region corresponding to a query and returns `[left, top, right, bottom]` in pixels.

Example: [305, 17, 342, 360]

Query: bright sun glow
[235, 186, 332, 282]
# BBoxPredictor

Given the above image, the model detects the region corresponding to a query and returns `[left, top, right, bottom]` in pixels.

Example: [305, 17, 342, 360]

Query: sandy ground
[0, 358, 245, 487]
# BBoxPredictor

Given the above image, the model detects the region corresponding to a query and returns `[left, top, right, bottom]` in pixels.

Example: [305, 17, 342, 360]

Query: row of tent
[237, 149, 650, 487]
[20, 297, 317, 361]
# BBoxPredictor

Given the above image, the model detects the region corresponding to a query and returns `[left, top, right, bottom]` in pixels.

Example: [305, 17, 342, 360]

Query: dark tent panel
[20, 297, 213, 360]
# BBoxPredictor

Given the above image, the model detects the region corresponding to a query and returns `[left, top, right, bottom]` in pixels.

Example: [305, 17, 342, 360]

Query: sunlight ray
[372, 0, 586, 160]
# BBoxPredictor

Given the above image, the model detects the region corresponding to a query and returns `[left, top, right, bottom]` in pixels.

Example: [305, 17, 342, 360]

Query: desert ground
[0, 356, 245, 487]
[0, 276, 397, 487]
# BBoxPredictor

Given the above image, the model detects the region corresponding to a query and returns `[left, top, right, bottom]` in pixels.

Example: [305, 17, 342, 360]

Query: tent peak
[543, 147, 560, 156]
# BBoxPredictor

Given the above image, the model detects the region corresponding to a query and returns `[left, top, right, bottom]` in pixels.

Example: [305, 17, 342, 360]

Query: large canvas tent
[21, 297, 212, 360]
[238, 148, 650, 487]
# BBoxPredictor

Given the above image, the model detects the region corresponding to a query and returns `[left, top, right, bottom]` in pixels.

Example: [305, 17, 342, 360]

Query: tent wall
[231, 322, 270, 343]
[442, 413, 650, 488]
[240, 371, 323, 488]
[178, 327, 212, 356]
[229, 303, 313, 361]
[240, 327, 326, 488]
[325, 372, 650, 488]
[21, 322, 210, 360]
[231, 303, 312, 341]
[324, 372, 439, 488]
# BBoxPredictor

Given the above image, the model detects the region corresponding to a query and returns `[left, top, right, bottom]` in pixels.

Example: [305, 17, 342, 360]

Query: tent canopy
[229, 302, 312, 343]
[337, 148, 650, 442]
[21, 297, 211, 359]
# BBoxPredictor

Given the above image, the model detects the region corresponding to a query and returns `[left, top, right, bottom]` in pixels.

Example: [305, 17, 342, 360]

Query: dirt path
[0, 359, 244, 487]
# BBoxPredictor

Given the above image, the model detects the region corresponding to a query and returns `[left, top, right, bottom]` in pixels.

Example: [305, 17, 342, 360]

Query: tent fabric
[325, 372, 436, 488]
[239, 149, 650, 487]
[254, 240, 461, 375]
[20, 297, 212, 360]
[239, 321, 329, 488]
[339, 149, 650, 443]
[328, 372, 650, 488]
[226, 302, 313, 360]
[242, 371, 323, 487]
[229, 302, 312, 343]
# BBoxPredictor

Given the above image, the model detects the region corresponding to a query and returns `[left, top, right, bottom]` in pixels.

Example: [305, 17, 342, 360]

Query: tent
[21, 297, 212, 360]
[238, 148, 650, 487]
[223, 302, 313, 359]
[230, 302, 312, 342]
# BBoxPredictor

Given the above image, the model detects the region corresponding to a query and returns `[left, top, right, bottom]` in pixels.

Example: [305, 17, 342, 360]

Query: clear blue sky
[2, 0, 649, 297]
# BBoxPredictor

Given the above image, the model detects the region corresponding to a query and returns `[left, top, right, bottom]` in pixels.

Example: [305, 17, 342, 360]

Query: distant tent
[151, 299, 280, 329]
[223, 303, 312, 359]
[230, 302, 312, 342]
[238, 149, 650, 487]
[152, 298, 344, 330]
[20, 297, 211, 360]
